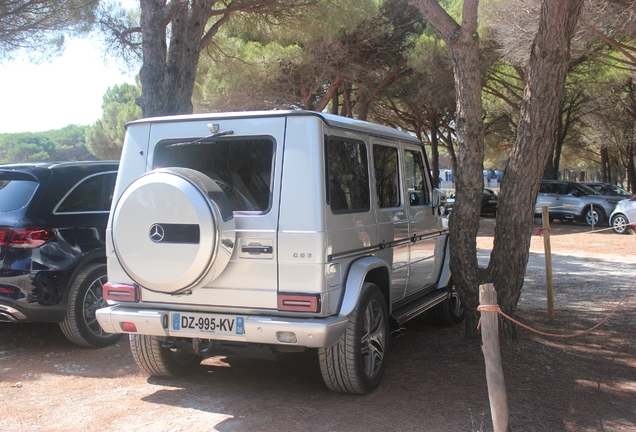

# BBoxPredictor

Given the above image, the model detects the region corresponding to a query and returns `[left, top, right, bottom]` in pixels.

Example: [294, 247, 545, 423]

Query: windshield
[153, 138, 274, 212]
[609, 185, 631, 197]
[574, 183, 600, 195]
[0, 179, 38, 213]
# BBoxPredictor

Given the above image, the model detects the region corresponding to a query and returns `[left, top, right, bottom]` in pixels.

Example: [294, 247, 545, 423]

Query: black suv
[0, 161, 122, 347]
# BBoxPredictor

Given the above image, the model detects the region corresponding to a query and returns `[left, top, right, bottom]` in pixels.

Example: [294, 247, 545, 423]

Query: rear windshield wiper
[166, 130, 234, 147]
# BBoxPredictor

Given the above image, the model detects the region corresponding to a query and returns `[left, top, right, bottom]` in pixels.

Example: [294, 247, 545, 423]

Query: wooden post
[541, 205, 555, 319]
[479, 283, 511, 432]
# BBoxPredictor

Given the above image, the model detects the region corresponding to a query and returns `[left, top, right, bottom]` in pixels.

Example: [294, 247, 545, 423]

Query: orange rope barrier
[477, 275, 635, 338]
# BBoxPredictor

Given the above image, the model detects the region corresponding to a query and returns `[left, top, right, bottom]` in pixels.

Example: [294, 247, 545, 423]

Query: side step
[391, 290, 449, 326]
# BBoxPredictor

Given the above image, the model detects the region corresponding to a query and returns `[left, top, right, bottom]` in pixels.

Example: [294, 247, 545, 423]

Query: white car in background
[609, 196, 636, 233]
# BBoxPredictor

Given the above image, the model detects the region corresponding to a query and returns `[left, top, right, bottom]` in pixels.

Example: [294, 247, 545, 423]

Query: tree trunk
[487, 0, 584, 340]
[601, 146, 610, 182]
[162, 3, 209, 116]
[138, 0, 172, 117]
[410, 0, 484, 337]
[430, 115, 440, 187]
[628, 144, 636, 193]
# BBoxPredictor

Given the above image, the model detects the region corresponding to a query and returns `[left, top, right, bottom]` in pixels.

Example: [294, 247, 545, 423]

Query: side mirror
[433, 188, 446, 207]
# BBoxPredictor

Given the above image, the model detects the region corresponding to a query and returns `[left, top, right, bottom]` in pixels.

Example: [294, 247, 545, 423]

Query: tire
[427, 283, 465, 326]
[611, 213, 630, 234]
[318, 283, 389, 394]
[129, 334, 201, 377]
[112, 168, 235, 294]
[584, 207, 605, 226]
[60, 264, 123, 348]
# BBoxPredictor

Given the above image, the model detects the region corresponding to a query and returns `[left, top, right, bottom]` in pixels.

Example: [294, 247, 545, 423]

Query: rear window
[0, 179, 38, 213]
[154, 138, 274, 213]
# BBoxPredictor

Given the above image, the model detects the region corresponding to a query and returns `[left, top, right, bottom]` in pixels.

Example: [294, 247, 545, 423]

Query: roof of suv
[0, 161, 118, 180]
[125, 110, 421, 143]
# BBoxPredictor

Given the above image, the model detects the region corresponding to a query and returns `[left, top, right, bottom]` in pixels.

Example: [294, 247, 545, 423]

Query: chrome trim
[328, 229, 449, 262]
[0, 305, 27, 321]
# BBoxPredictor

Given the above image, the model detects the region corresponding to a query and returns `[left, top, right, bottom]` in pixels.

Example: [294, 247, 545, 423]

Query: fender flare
[338, 256, 391, 316]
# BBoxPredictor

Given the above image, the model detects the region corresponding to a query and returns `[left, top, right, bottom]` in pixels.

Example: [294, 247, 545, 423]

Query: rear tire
[129, 334, 201, 377]
[60, 264, 123, 348]
[427, 283, 465, 326]
[318, 283, 388, 394]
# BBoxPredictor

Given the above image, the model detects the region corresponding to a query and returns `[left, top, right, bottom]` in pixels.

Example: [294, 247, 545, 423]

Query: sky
[0, 38, 136, 134]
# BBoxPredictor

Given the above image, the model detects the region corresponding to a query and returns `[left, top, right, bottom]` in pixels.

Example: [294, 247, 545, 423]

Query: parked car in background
[481, 188, 498, 215]
[0, 161, 121, 348]
[609, 196, 636, 234]
[443, 189, 498, 215]
[535, 180, 622, 226]
[443, 192, 455, 214]
[581, 182, 632, 198]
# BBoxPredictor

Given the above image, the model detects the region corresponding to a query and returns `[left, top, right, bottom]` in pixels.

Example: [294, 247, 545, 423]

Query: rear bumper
[96, 305, 349, 348]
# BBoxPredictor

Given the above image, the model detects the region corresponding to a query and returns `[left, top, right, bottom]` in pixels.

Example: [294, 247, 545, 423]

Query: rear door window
[404, 149, 430, 206]
[55, 174, 106, 213]
[326, 138, 370, 213]
[373, 144, 400, 209]
[154, 138, 274, 213]
[0, 179, 38, 212]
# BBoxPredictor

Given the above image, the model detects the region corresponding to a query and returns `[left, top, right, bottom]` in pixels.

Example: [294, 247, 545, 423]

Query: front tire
[130, 334, 201, 377]
[318, 283, 389, 394]
[60, 264, 123, 348]
[611, 213, 630, 234]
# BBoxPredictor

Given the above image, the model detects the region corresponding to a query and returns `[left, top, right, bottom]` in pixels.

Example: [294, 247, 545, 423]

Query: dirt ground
[1, 218, 635, 432]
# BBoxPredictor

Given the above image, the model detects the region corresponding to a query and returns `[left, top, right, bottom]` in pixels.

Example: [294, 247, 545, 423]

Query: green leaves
[86, 81, 142, 160]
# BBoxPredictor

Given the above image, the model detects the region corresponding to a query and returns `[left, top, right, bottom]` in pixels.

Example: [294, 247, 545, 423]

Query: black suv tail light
[0, 228, 56, 249]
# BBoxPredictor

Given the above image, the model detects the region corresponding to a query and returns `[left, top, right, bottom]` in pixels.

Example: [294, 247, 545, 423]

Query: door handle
[241, 244, 273, 254]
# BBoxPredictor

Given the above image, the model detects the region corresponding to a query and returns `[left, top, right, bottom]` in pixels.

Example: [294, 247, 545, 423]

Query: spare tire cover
[112, 168, 235, 294]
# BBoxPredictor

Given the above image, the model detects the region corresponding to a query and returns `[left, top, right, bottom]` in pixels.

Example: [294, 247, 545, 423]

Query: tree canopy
[0, 125, 94, 163]
[0, 0, 97, 61]
[86, 81, 142, 160]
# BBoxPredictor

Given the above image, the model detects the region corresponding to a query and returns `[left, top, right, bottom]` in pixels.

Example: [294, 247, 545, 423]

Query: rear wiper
[166, 130, 234, 147]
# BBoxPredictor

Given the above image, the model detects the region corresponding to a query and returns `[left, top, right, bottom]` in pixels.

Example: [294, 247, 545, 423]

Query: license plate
[171, 312, 245, 336]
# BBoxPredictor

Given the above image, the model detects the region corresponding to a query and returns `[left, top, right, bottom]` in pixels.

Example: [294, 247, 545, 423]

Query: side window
[373, 144, 400, 209]
[56, 174, 105, 213]
[404, 149, 430, 206]
[540, 183, 557, 194]
[557, 184, 570, 195]
[327, 138, 370, 213]
[101, 173, 117, 211]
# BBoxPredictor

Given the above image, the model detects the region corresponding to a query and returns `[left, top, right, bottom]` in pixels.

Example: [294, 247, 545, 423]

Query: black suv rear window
[154, 138, 274, 212]
[0, 179, 38, 213]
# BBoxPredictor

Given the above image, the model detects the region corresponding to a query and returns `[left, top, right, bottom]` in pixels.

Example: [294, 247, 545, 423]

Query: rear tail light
[0, 228, 56, 249]
[277, 293, 321, 312]
[103, 282, 140, 302]
[119, 322, 138, 332]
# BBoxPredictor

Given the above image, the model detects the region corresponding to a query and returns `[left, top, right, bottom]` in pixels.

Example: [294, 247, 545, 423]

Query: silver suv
[96, 111, 462, 394]
[535, 180, 622, 225]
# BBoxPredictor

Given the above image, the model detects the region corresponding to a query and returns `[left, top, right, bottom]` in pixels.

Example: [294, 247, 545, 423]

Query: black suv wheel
[60, 264, 123, 347]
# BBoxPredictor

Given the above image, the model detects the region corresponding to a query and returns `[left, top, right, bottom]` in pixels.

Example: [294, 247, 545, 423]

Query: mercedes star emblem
[149, 223, 165, 243]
